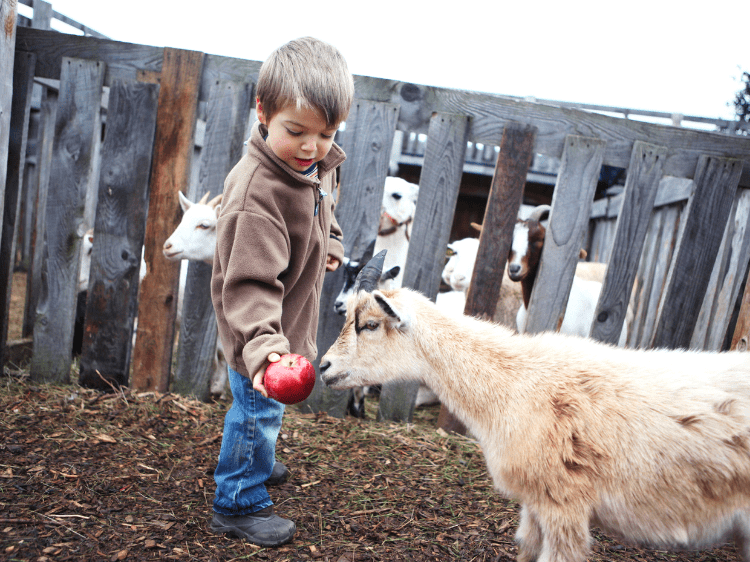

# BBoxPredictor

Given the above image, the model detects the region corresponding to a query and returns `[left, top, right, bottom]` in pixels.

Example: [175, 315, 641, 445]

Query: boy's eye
[285, 128, 302, 136]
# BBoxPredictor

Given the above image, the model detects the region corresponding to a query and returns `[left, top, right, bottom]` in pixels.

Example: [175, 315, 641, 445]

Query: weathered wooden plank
[30, 57, 105, 382]
[131, 48, 204, 392]
[77, 80, 159, 389]
[16, 27, 750, 189]
[590, 176, 694, 220]
[651, 156, 743, 349]
[378, 112, 470, 423]
[464, 123, 537, 320]
[692, 188, 750, 350]
[30, 0, 52, 29]
[524, 135, 605, 334]
[629, 206, 682, 347]
[0, 50, 34, 367]
[22, 87, 57, 337]
[302, 100, 400, 417]
[0, 0, 18, 231]
[590, 141, 666, 345]
[438, 121, 536, 435]
[15, 27, 164, 89]
[173, 79, 252, 401]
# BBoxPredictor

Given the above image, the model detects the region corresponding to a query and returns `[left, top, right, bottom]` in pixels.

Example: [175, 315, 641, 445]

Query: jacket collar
[251, 121, 346, 185]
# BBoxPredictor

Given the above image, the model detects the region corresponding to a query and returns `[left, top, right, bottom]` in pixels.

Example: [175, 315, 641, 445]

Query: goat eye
[365, 320, 379, 331]
[392, 193, 402, 200]
[197, 222, 211, 230]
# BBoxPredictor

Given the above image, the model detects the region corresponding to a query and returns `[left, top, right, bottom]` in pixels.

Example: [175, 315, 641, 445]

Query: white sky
[23, 0, 749, 123]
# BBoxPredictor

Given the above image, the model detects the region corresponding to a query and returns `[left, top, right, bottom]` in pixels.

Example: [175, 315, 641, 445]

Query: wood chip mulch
[0, 369, 742, 562]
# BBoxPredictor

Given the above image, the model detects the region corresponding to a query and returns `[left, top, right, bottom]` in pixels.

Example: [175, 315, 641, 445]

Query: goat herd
[74, 176, 750, 561]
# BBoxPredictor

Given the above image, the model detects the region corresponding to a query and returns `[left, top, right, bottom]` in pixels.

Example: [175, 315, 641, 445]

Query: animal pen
[3, 3, 750, 429]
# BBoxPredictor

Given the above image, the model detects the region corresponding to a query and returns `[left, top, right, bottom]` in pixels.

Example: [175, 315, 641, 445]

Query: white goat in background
[373, 176, 419, 289]
[333, 176, 419, 316]
[163, 191, 227, 398]
[320, 254, 750, 562]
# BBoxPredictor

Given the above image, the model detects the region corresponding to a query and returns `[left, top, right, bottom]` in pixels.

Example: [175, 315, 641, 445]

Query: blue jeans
[213, 366, 285, 516]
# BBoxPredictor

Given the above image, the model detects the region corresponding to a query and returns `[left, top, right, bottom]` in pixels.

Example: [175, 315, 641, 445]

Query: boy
[209, 37, 354, 547]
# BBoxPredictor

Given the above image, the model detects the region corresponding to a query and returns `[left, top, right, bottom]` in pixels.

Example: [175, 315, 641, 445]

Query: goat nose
[319, 360, 330, 374]
[508, 264, 520, 275]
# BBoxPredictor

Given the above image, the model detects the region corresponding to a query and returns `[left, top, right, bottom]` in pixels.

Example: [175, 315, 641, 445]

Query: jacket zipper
[314, 186, 327, 216]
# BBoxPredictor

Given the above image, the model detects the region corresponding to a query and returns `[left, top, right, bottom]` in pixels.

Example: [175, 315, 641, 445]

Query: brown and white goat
[509, 205, 629, 345]
[320, 253, 750, 562]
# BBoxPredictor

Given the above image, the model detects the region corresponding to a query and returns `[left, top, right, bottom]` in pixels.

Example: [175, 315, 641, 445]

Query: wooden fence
[3, 14, 750, 426]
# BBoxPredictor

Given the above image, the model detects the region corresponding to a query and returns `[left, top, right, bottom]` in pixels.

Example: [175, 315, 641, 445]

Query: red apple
[264, 353, 316, 405]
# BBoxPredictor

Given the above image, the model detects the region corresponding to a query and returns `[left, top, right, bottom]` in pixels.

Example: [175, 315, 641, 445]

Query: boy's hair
[257, 37, 355, 128]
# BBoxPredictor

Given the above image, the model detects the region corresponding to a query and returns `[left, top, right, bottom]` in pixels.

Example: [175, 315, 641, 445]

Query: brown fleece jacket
[211, 121, 345, 380]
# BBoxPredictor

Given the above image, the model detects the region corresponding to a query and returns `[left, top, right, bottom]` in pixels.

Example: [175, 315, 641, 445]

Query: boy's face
[257, 101, 339, 172]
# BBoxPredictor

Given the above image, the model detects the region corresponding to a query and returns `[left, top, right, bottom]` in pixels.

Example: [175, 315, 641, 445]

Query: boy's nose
[302, 138, 316, 152]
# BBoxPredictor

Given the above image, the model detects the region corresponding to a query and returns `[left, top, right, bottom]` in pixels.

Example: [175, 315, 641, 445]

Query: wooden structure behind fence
[3, 15, 750, 425]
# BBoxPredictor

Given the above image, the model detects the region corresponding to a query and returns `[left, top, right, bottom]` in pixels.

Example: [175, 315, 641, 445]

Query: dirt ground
[0, 273, 744, 561]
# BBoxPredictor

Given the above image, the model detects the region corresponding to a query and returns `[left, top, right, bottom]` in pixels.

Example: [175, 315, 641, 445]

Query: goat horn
[353, 250, 387, 293]
[198, 192, 211, 205]
[528, 205, 552, 223]
[208, 194, 223, 209]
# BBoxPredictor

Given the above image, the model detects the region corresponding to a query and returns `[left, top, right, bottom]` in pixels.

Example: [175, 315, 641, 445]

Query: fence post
[0, 0, 17, 232]
[30, 57, 105, 382]
[131, 47, 204, 392]
[78, 80, 160, 389]
[378, 112, 469, 423]
[523, 135, 605, 335]
[590, 141, 666, 345]
[438, 121, 536, 434]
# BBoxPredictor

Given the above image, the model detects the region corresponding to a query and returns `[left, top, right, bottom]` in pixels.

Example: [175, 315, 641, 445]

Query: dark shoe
[210, 507, 296, 547]
[265, 461, 289, 486]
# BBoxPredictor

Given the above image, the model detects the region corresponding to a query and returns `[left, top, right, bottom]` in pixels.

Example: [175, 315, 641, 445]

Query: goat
[73, 229, 96, 356]
[320, 252, 750, 562]
[333, 246, 400, 316]
[338, 258, 401, 417]
[162, 191, 227, 398]
[75, 229, 147, 356]
[509, 205, 629, 345]
[332, 176, 418, 316]
[441, 236, 524, 329]
[373, 176, 419, 289]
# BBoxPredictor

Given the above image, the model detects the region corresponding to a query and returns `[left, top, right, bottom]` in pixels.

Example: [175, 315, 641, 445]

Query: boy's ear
[256, 98, 267, 125]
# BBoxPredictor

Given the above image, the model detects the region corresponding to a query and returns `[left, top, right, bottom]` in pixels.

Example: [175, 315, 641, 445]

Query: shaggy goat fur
[320, 287, 750, 562]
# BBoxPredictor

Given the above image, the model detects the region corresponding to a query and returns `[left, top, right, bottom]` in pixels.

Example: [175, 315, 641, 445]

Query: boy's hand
[253, 352, 281, 397]
[326, 256, 340, 272]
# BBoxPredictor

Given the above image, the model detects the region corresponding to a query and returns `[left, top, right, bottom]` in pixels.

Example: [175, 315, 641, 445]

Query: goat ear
[214, 204, 222, 218]
[178, 191, 192, 213]
[373, 291, 406, 325]
[381, 266, 400, 282]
